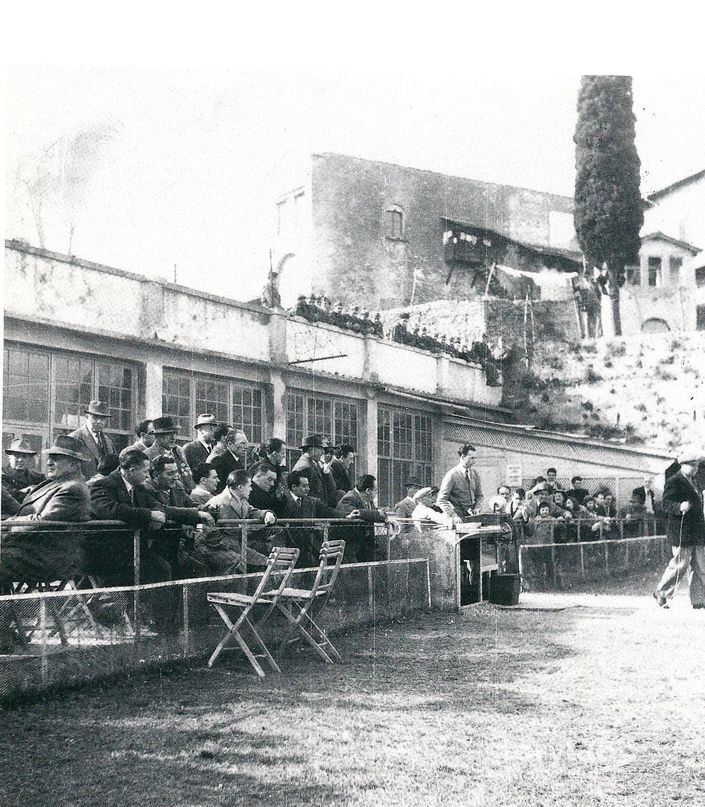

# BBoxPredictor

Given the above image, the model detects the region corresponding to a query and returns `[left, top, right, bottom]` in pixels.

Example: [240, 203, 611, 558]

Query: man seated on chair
[2, 438, 45, 502]
[337, 474, 388, 562]
[281, 470, 360, 566]
[203, 469, 278, 570]
[1, 435, 91, 651]
[88, 446, 169, 586]
[249, 462, 290, 517]
[144, 455, 215, 575]
[189, 462, 220, 505]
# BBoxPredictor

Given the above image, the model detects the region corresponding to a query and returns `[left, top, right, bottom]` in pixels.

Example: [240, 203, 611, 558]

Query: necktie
[96, 431, 107, 457]
[465, 469, 474, 505]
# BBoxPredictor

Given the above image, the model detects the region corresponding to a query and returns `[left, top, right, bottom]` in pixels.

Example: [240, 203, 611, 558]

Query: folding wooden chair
[269, 539, 346, 663]
[207, 546, 299, 677]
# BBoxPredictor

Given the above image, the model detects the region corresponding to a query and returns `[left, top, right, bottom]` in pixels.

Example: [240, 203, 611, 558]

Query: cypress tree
[574, 76, 643, 336]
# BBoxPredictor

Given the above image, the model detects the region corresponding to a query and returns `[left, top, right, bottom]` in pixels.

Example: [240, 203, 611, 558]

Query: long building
[3, 240, 672, 506]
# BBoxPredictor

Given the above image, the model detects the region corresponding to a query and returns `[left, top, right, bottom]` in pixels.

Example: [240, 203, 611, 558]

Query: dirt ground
[3, 576, 705, 807]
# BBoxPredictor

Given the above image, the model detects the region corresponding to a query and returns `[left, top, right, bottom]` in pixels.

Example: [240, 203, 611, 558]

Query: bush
[606, 341, 627, 358]
[585, 366, 603, 383]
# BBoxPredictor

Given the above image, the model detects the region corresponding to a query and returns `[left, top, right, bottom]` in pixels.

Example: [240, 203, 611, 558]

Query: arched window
[385, 205, 405, 240]
[641, 318, 671, 334]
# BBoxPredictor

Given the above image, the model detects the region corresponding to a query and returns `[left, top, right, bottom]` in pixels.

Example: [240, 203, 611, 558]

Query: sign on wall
[506, 463, 523, 487]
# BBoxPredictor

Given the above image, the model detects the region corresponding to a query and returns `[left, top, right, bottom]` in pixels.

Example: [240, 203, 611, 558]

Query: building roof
[442, 217, 582, 266]
[647, 169, 705, 202]
[640, 231, 701, 254]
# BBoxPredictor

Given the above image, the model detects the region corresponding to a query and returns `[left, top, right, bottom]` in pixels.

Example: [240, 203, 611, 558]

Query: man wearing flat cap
[183, 413, 218, 471]
[68, 400, 117, 480]
[144, 416, 194, 493]
[2, 438, 45, 501]
[291, 434, 338, 508]
[653, 452, 705, 609]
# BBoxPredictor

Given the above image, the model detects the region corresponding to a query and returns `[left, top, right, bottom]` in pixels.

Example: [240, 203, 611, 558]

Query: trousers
[655, 545, 705, 605]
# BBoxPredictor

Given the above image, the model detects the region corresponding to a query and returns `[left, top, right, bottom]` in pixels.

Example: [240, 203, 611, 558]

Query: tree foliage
[574, 76, 643, 335]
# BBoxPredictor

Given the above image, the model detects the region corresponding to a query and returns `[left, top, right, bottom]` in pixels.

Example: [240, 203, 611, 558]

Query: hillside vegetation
[515, 332, 705, 453]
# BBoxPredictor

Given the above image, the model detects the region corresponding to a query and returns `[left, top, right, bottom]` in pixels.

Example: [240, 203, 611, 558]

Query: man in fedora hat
[4, 435, 91, 524]
[183, 413, 218, 471]
[1, 435, 91, 649]
[653, 452, 705, 609]
[291, 434, 338, 507]
[394, 477, 423, 520]
[68, 400, 116, 480]
[144, 416, 194, 493]
[3, 438, 45, 501]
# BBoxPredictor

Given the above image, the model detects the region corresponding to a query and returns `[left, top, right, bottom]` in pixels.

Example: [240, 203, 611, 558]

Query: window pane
[232, 384, 263, 444]
[3, 346, 50, 425]
[162, 370, 192, 437]
[377, 405, 433, 506]
[196, 377, 229, 425]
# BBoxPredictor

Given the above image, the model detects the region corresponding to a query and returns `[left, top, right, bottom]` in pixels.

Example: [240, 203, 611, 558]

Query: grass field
[3, 574, 705, 806]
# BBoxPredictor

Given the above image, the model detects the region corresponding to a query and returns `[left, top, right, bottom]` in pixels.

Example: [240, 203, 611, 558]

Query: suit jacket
[205, 489, 273, 521]
[661, 471, 704, 547]
[144, 443, 194, 492]
[281, 493, 348, 520]
[183, 439, 212, 470]
[337, 488, 387, 523]
[209, 450, 245, 493]
[394, 496, 417, 519]
[633, 486, 657, 513]
[10, 470, 91, 522]
[2, 466, 45, 499]
[143, 479, 203, 526]
[68, 425, 117, 480]
[329, 458, 353, 497]
[291, 454, 338, 507]
[90, 469, 163, 530]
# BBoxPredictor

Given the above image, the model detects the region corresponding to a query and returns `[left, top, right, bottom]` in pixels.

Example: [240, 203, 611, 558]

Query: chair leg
[207, 603, 239, 668]
[276, 602, 336, 663]
[208, 605, 273, 678]
[300, 610, 342, 662]
[242, 616, 281, 673]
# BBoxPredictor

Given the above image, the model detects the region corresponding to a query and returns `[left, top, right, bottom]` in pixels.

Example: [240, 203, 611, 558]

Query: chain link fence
[0, 519, 428, 701]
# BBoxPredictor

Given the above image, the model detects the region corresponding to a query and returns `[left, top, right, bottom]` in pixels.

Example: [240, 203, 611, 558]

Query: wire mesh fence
[0, 518, 428, 701]
[519, 533, 669, 592]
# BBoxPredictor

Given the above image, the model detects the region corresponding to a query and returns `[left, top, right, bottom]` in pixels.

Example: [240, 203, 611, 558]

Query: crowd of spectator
[1, 406, 391, 648]
[289, 295, 384, 337]
[286, 295, 502, 385]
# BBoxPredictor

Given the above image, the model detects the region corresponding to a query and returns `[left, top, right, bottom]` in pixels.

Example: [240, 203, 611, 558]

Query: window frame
[377, 405, 434, 507]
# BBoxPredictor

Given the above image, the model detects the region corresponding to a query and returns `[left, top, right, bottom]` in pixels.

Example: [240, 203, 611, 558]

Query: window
[3, 344, 136, 449]
[286, 392, 360, 468]
[647, 257, 662, 287]
[669, 256, 683, 286]
[377, 406, 433, 507]
[162, 370, 263, 443]
[385, 205, 405, 240]
[3, 346, 50, 424]
[697, 267, 705, 289]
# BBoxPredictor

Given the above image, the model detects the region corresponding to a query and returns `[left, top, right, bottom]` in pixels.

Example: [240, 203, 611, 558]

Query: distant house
[272, 153, 581, 311]
[616, 170, 705, 335]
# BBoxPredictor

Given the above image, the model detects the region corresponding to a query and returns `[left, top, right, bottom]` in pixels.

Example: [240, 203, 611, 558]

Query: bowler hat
[5, 438, 37, 455]
[84, 400, 112, 417]
[42, 435, 87, 461]
[194, 413, 218, 429]
[152, 416, 177, 434]
[300, 434, 325, 450]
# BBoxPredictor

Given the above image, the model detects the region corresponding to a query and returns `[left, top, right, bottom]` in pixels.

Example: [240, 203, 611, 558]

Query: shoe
[653, 591, 669, 609]
[693, 604, 705, 610]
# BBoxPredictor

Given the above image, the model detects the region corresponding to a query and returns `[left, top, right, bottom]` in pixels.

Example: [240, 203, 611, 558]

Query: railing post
[322, 521, 330, 544]
[605, 540, 609, 577]
[579, 542, 585, 578]
[182, 585, 189, 656]
[241, 523, 248, 575]
[40, 597, 49, 686]
[133, 529, 141, 639]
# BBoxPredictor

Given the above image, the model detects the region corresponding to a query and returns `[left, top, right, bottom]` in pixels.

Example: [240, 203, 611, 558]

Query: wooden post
[242, 523, 248, 576]
[133, 529, 141, 639]
[580, 543, 585, 578]
[40, 598, 48, 686]
[182, 585, 189, 656]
